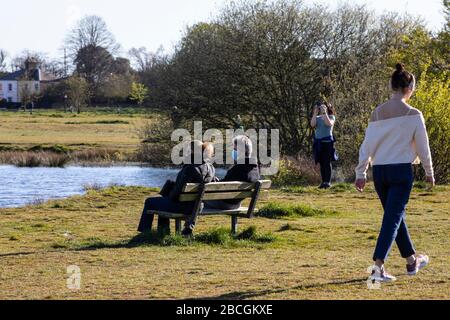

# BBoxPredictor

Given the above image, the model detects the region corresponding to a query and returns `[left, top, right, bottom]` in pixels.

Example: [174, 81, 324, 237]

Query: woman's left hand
[320, 105, 327, 114]
[355, 179, 366, 192]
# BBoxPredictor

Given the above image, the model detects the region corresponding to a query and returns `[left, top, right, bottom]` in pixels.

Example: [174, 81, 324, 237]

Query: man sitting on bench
[137, 140, 215, 235]
[180, 135, 260, 236]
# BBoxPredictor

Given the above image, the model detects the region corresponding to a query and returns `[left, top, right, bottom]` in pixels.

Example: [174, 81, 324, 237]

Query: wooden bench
[148, 180, 271, 235]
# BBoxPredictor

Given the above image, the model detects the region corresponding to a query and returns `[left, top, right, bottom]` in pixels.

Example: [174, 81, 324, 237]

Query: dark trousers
[318, 141, 333, 184]
[137, 196, 194, 233]
[205, 200, 241, 210]
[183, 200, 241, 231]
[372, 163, 416, 262]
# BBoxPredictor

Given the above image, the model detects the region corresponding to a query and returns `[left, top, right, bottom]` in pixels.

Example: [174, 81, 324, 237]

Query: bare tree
[128, 46, 165, 72]
[11, 50, 48, 71]
[65, 15, 120, 59]
[0, 49, 8, 72]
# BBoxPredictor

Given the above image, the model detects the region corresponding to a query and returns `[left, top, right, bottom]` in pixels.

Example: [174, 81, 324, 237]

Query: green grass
[0, 108, 164, 156]
[0, 185, 449, 300]
[257, 201, 338, 218]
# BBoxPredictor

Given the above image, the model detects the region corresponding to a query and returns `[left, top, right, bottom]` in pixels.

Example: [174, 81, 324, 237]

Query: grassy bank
[0, 184, 448, 299]
[0, 109, 165, 165]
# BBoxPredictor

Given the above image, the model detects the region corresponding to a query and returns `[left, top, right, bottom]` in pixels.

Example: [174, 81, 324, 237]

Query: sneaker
[318, 183, 331, 189]
[370, 265, 396, 282]
[406, 254, 429, 275]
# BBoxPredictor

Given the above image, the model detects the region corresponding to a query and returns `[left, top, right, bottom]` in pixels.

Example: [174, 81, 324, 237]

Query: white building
[0, 58, 51, 104]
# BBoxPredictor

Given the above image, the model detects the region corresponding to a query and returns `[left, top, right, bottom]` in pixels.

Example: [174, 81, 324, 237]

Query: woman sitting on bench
[137, 140, 215, 235]
[205, 135, 260, 211]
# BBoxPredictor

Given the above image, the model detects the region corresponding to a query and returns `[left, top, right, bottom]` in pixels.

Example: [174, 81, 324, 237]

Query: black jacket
[169, 162, 215, 201]
[222, 163, 260, 184]
[220, 160, 260, 204]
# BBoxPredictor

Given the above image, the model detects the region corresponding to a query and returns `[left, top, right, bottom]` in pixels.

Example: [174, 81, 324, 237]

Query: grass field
[0, 183, 448, 300]
[0, 109, 156, 154]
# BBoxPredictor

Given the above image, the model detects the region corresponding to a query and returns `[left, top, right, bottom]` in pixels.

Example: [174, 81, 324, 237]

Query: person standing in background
[311, 101, 337, 189]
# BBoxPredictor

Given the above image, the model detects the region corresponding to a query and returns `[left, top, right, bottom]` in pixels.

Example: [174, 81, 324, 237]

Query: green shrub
[195, 228, 233, 245]
[411, 70, 450, 184]
[257, 202, 337, 219]
[271, 156, 321, 187]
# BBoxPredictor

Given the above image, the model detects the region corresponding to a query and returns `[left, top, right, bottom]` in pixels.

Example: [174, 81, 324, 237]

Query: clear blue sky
[0, 0, 446, 61]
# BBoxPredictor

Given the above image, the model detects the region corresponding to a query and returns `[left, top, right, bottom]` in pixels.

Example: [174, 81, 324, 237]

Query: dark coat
[169, 162, 215, 201]
[220, 161, 260, 205]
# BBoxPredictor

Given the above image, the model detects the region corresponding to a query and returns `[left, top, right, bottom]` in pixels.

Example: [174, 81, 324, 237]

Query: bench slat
[182, 180, 271, 193]
[151, 207, 250, 219]
[178, 190, 269, 202]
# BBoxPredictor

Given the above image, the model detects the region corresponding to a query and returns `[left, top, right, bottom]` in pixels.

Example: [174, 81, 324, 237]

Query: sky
[0, 0, 446, 64]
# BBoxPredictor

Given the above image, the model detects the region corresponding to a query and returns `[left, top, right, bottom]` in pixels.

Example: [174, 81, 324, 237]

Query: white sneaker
[406, 254, 429, 276]
[370, 265, 396, 282]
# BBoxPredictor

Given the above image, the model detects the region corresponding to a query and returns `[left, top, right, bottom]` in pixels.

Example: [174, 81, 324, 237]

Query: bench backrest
[178, 180, 271, 202]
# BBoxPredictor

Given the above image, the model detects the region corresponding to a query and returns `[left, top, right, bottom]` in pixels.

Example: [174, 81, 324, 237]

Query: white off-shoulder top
[355, 111, 434, 180]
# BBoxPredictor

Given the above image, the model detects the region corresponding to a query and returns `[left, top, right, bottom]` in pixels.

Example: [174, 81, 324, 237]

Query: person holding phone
[311, 101, 337, 189]
[355, 63, 434, 282]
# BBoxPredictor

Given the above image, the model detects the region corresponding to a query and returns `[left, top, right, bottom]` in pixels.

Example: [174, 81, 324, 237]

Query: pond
[0, 165, 226, 208]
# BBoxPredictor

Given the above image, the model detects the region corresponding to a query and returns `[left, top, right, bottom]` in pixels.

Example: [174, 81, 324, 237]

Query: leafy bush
[411, 70, 449, 183]
[136, 117, 174, 166]
[271, 156, 321, 187]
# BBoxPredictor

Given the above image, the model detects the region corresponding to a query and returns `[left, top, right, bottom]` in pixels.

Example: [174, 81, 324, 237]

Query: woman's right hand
[426, 176, 435, 189]
[313, 107, 319, 115]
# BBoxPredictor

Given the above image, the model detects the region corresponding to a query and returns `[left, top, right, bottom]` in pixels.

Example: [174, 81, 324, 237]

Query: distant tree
[10, 50, 48, 71]
[20, 84, 40, 114]
[65, 15, 120, 59]
[129, 82, 148, 107]
[44, 58, 67, 78]
[65, 76, 89, 113]
[100, 74, 134, 104]
[74, 44, 115, 97]
[128, 47, 165, 72]
[0, 49, 7, 72]
[99, 58, 134, 104]
[411, 69, 449, 184]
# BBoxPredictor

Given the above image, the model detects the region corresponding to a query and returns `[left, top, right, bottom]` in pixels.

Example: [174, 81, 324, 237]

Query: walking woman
[311, 101, 337, 189]
[355, 64, 434, 282]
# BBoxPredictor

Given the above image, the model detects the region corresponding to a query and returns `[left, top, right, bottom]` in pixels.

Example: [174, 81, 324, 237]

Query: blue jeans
[372, 163, 416, 261]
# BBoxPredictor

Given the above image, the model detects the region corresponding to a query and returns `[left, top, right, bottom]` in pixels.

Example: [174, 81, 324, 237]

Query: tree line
[141, 0, 448, 181]
[0, 0, 448, 182]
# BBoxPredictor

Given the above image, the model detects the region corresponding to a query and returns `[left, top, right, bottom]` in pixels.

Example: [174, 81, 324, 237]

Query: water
[0, 165, 225, 208]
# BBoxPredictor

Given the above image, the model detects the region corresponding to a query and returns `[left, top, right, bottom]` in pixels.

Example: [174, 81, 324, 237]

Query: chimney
[24, 57, 39, 72]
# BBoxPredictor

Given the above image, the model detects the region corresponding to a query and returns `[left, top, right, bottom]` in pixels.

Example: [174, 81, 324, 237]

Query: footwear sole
[370, 275, 396, 282]
[407, 258, 429, 276]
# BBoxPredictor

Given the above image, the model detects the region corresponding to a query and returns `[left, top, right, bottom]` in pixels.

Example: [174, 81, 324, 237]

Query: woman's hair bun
[395, 63, 404, 72]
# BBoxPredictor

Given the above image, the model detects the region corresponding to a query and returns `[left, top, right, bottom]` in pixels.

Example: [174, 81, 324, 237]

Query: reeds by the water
[0, 148, 127, 167]
[0, 151, 69, 167]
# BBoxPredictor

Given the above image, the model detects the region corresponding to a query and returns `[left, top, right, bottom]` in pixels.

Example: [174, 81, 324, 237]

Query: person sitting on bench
[206, 135, 260, 211]
[137, 140, 215, 235]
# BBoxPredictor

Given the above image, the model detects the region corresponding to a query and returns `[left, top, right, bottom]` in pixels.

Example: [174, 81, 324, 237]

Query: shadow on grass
[196, 277, 369, 300]
[74, 226, 276, 250]
[0, 227, 276, 257]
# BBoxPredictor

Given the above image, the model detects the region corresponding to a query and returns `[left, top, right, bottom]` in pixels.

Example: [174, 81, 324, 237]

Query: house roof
[0, 69, 40, 81]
